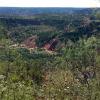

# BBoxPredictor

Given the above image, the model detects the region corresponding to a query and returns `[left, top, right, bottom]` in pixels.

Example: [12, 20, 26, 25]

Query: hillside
[0, 8, 100, 100]
[0, 8, 100, 48]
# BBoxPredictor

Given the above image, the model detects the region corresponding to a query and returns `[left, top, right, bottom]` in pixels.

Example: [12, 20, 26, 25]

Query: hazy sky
[0, 0, 100, 7]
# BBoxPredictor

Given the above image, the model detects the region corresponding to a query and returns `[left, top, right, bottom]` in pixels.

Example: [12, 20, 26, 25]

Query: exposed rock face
[21, 36, 59, 51]
[76, 70, 95, 84]
[44, 38, 58, 51]
[21, 35, 37, 49]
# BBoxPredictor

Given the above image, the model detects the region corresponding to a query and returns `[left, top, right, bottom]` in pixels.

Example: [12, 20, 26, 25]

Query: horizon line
[0, 6, 100, 8]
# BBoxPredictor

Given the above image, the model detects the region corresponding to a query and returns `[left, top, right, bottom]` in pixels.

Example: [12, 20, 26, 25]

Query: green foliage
[0, 12, 100, 99]
[0, 36, 99, 99]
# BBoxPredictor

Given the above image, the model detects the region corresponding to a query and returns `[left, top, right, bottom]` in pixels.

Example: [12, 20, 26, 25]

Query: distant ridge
[0, 7, 96, 16]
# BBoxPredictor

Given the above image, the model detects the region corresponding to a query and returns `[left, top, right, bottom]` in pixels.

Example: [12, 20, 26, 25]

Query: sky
[0, 0, 100, 7]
